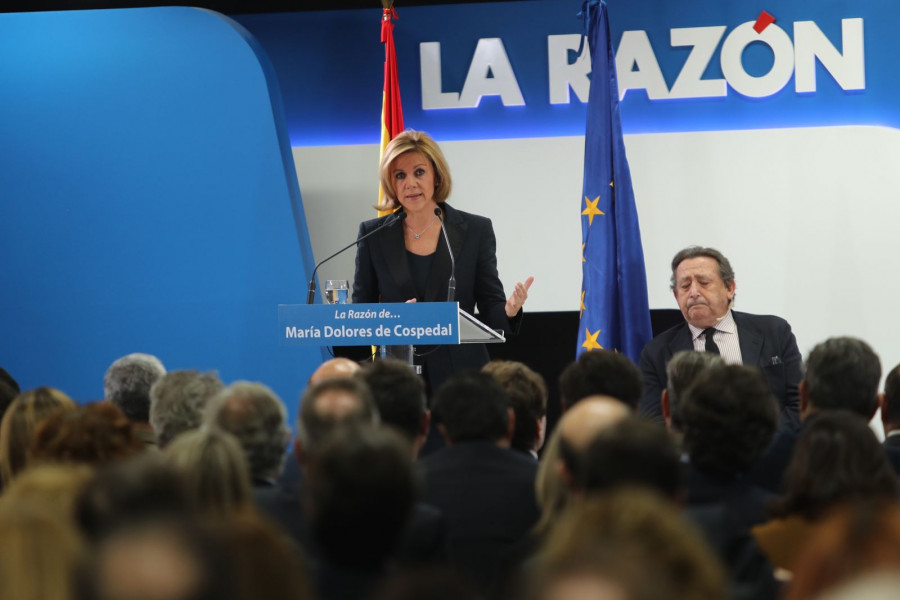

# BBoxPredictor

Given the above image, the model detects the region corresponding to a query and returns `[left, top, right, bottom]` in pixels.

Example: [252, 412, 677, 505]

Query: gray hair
[205, 382, 291, 481]
[104, 353, 166, 424]
[298, 378, 378, 458]
[669, 246, 735, 292]
[149, 370, 225, 448]
[666, 351, 726, 405]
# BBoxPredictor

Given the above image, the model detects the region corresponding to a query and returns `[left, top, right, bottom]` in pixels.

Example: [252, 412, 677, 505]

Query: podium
[278, 302, 504, 369]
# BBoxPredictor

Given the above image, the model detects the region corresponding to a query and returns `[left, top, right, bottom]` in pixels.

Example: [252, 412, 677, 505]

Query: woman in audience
[29, 402, 144, 468]
[0, 386, 76, 486]
[164, 427, 254, 519]
[0, 462, 93, 519]
[530, 487, 728, 600]
[0, 502, 86, 600]
[752, 412, 898, 574]
[785, 500, 900, 599]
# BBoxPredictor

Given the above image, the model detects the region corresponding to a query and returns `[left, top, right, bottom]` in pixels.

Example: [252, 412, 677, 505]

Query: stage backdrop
[0, 7, 320, 426]
[235, 0, 900, 377]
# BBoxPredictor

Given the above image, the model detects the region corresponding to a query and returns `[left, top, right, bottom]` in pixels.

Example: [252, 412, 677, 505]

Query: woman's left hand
[505, 276, 534, 318]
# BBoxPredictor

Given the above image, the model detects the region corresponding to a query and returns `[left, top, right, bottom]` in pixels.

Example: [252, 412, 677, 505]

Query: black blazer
[353, 203, 519, 392]
[638, 311, 802, 432]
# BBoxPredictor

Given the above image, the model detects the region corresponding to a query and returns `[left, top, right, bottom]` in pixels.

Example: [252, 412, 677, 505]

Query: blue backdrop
[0, 7, 320, 427]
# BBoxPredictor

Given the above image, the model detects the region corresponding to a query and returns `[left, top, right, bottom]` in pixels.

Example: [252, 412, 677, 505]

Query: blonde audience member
[0, 386, 76, 485]
[164, 427, 254, 519]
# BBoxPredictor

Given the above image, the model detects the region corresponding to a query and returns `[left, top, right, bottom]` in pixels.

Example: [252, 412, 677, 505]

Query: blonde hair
[0, 387, 76, 486]
[0, 503, 86, 600]
[533, 427, 567, 537]
[164, 427, 254, 519]
[535, 489, 728, 600]
[377, 130, 452, 211]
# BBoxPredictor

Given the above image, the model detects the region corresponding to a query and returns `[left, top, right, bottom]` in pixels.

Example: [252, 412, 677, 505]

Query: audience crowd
[2, 336, 900, 600]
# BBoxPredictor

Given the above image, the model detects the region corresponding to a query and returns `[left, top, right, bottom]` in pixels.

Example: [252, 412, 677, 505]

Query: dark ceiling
[2, 0, 520, 15]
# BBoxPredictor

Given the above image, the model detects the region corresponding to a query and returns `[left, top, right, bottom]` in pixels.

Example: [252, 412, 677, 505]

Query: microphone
[306, 211, 406, 304]
[434, 207, 456, 302]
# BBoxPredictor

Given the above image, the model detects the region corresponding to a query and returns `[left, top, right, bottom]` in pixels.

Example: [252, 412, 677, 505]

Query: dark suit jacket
[418, 441, 540, 590]
[353, 203, 520, 393]
[883, 435, 900, 475]
[638, 311, 802, 432]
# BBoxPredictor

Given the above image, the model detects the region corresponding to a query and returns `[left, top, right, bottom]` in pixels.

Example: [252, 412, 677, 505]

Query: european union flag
[576, 0, 652, 363]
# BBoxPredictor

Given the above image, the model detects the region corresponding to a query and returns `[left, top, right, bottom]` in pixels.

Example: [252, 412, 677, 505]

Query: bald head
[557, 396, 630, 487]
[309, 358, 361, 385]
[558, 395, 631, 452]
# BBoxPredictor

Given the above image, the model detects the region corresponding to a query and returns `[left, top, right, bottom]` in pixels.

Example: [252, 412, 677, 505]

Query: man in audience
[639, 246, 802, 431]
[680, 365, 780, 600]
[752, 336, 882, 492]
[309, 357, 361, 385]
[149, 370, 224, 449]
[483, 360, 548, 460]
[661, 350, 725, 438]
[104, 353, 166, 449]
[419, 370, 539, 590]
[307, 425, 416, 600]
[555, 395, 631, 491]
[205, 381, 292, 488]
[357, 358, 429, 457]
[558, 350, 643, 410]
[882, 363, 900, 472]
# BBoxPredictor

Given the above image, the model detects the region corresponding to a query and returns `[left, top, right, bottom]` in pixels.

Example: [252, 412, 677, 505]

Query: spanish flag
[378, 1, 404, 215]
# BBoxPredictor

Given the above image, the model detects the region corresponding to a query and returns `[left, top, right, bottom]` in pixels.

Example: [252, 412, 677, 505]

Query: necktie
[703, 327, 720, 355]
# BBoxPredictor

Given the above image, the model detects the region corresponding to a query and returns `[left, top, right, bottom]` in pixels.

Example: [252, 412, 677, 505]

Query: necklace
[406, 215, 439, 239]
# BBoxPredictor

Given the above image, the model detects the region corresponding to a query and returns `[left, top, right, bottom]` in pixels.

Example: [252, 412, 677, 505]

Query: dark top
[354, 203, 522, 394]
[407, 250, 435, 302]
[638, 311, 802, 433]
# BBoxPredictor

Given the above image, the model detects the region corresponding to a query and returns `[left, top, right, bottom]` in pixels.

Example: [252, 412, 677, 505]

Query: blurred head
[297, 377, 377, 462]
[0, 463, 94, 520]
[772, 412, 897, 520]
[149, 371, 225, 449]
[0, 386, 76, 485]
[164, 427, 253, 519]
[358, 358, 427, 448]
[787, 501, 900, 600]
[680, 365, 778, 477]
[378, 130, 452, 211]
[579, 417, 683, 499]
[663, 350, 725, 432]
[669, 247, 736, 329]
[484, 360, 548, 454]
[558, 350, 642, 410]
[29, 402, 144, 468]
[206, 512, 312, 600]
[309, 357, 361, 385]
[88, 518, 233, 600]
[308, 425, 415, 568]
[533, 427, 568, 538]
[884, 362, 900, 432]
[432, 370, 509, 445]
[104, 353, 166, 424]
[0, 504, 86, 600]
[205, 382, 291, 482]
[802, 337, 881, 420]
[556, 395, 630, 487]
[533, 489, 727, 600]
[76, 455, 192, 542]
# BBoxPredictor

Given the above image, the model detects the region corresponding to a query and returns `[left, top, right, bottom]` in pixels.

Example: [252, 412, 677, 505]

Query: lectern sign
[278, 302, 460, 346]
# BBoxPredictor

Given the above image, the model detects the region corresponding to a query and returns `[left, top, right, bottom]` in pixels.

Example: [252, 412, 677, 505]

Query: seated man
[419, 371, 540, 591]
[483, 360, 548, 460]
[639, 246, 802, 432]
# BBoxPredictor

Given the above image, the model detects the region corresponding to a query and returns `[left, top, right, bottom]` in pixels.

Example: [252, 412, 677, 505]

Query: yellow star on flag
[582, 328, 603, 351]
[580, 290, 586, 316]
[582, 196, 604, 226]
[582, 243, 586, 263]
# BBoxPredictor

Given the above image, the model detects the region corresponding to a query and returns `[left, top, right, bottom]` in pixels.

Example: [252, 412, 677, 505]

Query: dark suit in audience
[419, 371, 539, 590]
[750, 337, 883, 493]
